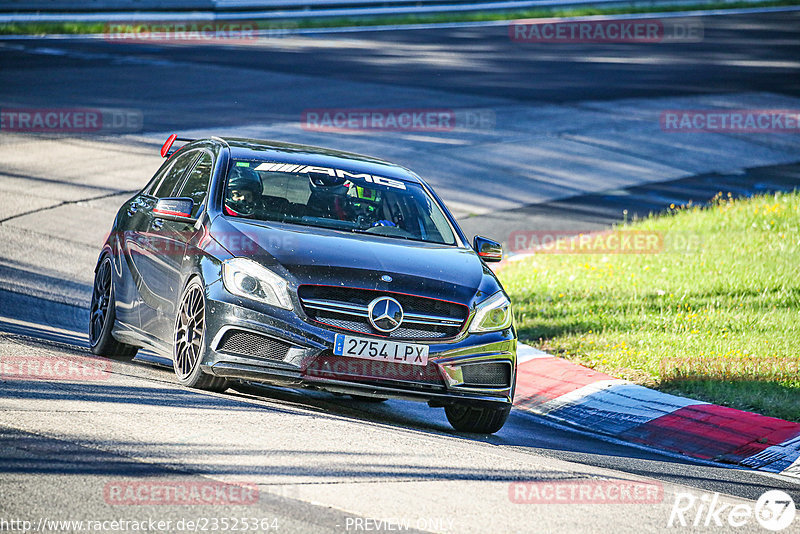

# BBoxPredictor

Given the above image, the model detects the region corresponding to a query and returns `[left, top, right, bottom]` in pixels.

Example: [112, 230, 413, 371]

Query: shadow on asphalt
[460, 162, 800, 242]
[3, 318, 800, 501]
[2, 13, 799, 130]
[3, 377, 798, 503]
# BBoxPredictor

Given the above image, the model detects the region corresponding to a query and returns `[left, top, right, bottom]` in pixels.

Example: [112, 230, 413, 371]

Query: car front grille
[460, 362, 512, 387]
[216, 329, 291, 361]
[298, 285, 468, 340]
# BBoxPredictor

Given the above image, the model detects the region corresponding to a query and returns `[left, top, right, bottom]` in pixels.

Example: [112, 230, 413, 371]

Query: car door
[133, 149, 201, 343]
[116, 157, 175, 330]
[148, 150, 216, 344]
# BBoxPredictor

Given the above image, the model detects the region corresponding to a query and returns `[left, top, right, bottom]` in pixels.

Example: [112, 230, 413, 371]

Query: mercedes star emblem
[368, 296, 404, 333]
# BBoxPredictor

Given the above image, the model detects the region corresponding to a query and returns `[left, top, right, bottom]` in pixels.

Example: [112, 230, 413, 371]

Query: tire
[444, 402, 511, 434]
[173, 279, 229, 393]
[89, 255, 139, 360]
[349, 394, 388, 403]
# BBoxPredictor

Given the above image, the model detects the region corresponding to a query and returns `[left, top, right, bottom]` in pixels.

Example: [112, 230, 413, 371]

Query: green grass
[499, 191, 800, 422]
[2, 0, 799, 35]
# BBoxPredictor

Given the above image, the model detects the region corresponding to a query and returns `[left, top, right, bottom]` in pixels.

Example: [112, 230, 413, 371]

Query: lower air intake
[460, 362, 511, 387]
[216, 330, 291, 361]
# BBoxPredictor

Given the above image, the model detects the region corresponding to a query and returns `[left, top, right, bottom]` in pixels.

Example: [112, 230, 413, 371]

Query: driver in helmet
[224, 166, 262, 217]
[307, 174, 350, 219]
[347, 184, 396, 228]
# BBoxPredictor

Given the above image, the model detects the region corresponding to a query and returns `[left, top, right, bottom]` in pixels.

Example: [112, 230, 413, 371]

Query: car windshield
[223, 160, 457, 245]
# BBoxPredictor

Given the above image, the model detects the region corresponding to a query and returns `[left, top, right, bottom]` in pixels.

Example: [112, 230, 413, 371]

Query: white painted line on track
[517, 342, 552, 363]
[528, 379, 624, 414]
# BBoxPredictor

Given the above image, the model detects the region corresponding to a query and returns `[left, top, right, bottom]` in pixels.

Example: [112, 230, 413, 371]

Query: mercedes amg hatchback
[90, 136, 517, 433]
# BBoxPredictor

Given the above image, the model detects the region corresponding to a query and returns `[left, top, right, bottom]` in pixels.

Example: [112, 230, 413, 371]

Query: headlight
[222, 258, 292, 310]
[469, 291, 513, 333]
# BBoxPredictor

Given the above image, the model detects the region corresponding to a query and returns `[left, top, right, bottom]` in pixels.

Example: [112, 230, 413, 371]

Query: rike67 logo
[668, 490, 796, 531]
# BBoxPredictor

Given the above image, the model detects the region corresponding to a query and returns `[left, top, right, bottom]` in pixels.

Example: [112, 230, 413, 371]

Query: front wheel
[89, 256, 138, 360]
[444, 402, 511, 434]
[173, 279, 229, 393]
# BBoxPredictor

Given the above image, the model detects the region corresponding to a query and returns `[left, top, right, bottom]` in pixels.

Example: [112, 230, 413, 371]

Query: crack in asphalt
[0, 168, 135, 194]
[0, 189, 138, 225]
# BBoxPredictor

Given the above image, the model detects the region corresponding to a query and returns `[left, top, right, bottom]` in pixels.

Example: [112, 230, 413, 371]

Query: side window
[176, 152, 213, 217]
[142, 159, 173, 196]
[154, 150, 199, 198]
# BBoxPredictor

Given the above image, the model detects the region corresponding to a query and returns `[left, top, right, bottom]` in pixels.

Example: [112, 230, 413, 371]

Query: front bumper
[201, 282, 517, 405]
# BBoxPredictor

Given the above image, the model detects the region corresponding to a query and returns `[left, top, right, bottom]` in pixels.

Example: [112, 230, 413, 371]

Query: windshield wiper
[351, 228, 415, 241]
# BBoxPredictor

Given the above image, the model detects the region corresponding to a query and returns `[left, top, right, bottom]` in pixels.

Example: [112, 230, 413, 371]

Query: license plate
[333, 334, 429, 366]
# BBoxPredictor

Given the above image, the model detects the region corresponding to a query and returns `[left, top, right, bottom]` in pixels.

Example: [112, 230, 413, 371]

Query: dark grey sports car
[90, 135, 517, 433]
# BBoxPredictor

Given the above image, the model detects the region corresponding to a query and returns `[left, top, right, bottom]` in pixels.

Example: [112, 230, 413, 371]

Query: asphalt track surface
[1, 10, 799, 533]
[2, 11, 800, 125]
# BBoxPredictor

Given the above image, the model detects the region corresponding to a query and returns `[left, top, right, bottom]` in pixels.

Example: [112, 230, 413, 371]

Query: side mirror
[473, 235, 503, 262]
[153, 197, 196, 223]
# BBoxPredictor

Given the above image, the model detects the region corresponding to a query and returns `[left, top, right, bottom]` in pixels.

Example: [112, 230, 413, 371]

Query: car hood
[210, 217, 499, 305]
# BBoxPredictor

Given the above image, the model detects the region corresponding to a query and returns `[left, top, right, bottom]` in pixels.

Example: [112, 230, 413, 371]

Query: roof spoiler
[160, 134, 195, 158]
